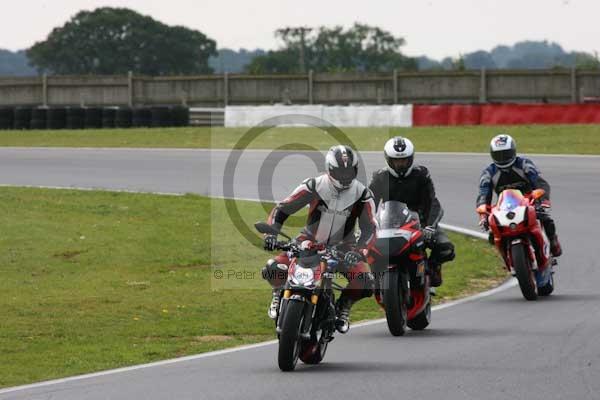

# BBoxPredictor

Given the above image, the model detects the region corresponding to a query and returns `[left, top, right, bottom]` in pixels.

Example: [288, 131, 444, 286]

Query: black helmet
[325, 145, 358, 190]
[384, 136, 415, 178]
[490, 134, 517, 168]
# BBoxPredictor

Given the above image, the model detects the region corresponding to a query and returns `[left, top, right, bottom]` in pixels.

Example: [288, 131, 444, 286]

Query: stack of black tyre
[0, 107, 14, 129]
[0, 106, 190, 130]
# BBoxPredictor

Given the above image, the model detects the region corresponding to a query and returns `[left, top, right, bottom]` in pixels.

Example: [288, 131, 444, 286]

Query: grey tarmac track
[1, 147, 599, 400]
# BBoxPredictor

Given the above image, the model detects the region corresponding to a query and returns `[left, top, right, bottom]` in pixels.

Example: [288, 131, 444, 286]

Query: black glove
[344, 251, 363, 267]
[422, 226, 437, 244]
[263, 234, 278, 251]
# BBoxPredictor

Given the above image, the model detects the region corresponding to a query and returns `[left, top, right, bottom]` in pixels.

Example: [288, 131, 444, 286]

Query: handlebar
[476, 190, 545, 217]
[273, 240, 349, 262]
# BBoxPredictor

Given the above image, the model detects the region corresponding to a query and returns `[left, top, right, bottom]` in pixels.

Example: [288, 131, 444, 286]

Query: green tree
[574, 52, 600, 70]
[27, 7, 217, 75]
[245, 50, 299, 74]
[245, 23, 416, 73]
[452, 55, 466, 71]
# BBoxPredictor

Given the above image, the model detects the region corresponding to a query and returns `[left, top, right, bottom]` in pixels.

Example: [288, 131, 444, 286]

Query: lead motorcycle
[367, 201, 432, 336]
[476, 188, 555, 300]
[255, 222, 347, 371]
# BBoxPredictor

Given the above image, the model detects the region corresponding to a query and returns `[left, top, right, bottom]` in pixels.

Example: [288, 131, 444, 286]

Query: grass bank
[0, 125, 599, 154]
[0, 187, 504, 387]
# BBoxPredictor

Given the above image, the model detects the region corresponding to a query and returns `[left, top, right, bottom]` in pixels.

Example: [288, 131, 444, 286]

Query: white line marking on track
[0, 184, 185, 197]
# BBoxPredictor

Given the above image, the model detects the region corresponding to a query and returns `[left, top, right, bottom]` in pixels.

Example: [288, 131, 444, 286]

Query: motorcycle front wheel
[383, 269, 408, 336]
[278, 299, 305, 371]
[511, 243, 538, 301]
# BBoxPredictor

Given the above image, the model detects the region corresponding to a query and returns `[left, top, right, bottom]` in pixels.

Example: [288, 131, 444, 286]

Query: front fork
[276, 259, 331, 339]
[281, 259, 337, 337]
[505, 238, 538, 275]
[373, 265, 410, 307]
[276, 296, 315, 337]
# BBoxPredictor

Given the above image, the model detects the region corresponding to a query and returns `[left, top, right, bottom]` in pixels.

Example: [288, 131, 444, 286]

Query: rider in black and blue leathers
[477, 134, 562, 257]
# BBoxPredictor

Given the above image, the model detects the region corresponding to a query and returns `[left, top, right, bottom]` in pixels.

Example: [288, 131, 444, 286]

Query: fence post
[127, 71, 134, 107]
[42, 73, 48, 107]
[570, 67, 578, 103]
[223, 72, 229, 106]
[479, 68, 487, 103]
[393, 69, 398, 104]
[308, 70, 314, 104]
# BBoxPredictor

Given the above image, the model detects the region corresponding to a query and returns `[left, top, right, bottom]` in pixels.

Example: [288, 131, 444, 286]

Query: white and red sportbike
[477, 189, 555, 300]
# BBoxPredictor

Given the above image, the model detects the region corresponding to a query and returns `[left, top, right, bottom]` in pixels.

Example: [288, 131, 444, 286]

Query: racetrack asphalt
[0, 147, 598, 400]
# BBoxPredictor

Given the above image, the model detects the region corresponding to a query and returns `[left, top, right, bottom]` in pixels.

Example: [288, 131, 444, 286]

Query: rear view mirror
[254, 222, 278, 235]
[254, 222, 292, 240]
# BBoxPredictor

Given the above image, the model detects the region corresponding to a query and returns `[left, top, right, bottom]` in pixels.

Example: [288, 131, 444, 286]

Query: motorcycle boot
[335, 298, 353, 334]
[268, 289, 281, 320]
[429, 262, 443, 287]
[550, 235, 563, 258]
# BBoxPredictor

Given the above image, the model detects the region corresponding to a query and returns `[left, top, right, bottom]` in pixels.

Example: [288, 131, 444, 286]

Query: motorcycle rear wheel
[511, 243, 538, 301]
[383, 269, 408, 336]
[299, 332, 328, 365]
[278, 299, 305, 371]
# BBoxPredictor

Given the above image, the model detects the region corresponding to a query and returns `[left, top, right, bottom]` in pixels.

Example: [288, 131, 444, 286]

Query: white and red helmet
[325, 145, 358, 190]
[490, 134, 517, 168]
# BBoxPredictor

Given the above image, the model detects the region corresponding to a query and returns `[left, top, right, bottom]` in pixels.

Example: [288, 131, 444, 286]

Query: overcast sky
[2, 0, 598, 59]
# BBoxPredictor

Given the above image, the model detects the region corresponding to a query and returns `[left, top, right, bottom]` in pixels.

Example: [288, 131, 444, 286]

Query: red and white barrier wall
[413, 104, 600, 126]
[225, 104, 600, 127]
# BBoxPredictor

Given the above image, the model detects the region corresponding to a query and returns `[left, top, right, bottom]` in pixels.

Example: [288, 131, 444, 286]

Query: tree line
[1, 7, 599, 76]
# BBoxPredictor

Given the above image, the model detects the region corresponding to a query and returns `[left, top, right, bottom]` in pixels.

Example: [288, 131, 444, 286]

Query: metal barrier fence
[1, 69, 600, 107]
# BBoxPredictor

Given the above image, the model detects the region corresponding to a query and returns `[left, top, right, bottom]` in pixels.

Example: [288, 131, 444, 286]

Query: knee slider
[359, 271, 375, 297]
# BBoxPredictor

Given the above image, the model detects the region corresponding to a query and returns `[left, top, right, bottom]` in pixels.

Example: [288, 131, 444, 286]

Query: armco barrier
[412, 105, 449, 126]
[480, 104, 600, 125]
[225, 105, 413, 127]
[448, 104, 481, 125]
[414, 104, 600, 126]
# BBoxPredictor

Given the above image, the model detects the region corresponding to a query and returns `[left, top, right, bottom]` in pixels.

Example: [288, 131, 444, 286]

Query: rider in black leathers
[369, 136, 455, 287]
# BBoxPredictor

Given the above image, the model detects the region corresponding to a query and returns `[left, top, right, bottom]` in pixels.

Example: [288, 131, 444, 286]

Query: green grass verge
[0, 125, 599, 154]
[0, 187, 504, 388]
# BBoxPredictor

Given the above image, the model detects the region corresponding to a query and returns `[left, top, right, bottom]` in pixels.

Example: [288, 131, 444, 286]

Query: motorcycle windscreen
[295, 251, 320, 268]
[497, 189, 526, 212]
[375, 201, 418, 258]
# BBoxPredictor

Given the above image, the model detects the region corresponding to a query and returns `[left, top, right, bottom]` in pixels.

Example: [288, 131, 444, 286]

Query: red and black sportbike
[367, 201, 432, 336]
[255, 222, 348, 371]
[477, 188, 555, 300]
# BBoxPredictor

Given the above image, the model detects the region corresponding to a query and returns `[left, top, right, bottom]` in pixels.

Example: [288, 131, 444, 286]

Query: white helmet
[384, 136, 415, 178]
[490, 134, 517, 168]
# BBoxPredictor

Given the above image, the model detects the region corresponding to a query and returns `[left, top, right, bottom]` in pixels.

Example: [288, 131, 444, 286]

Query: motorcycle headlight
[291, 266, 314, 286]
